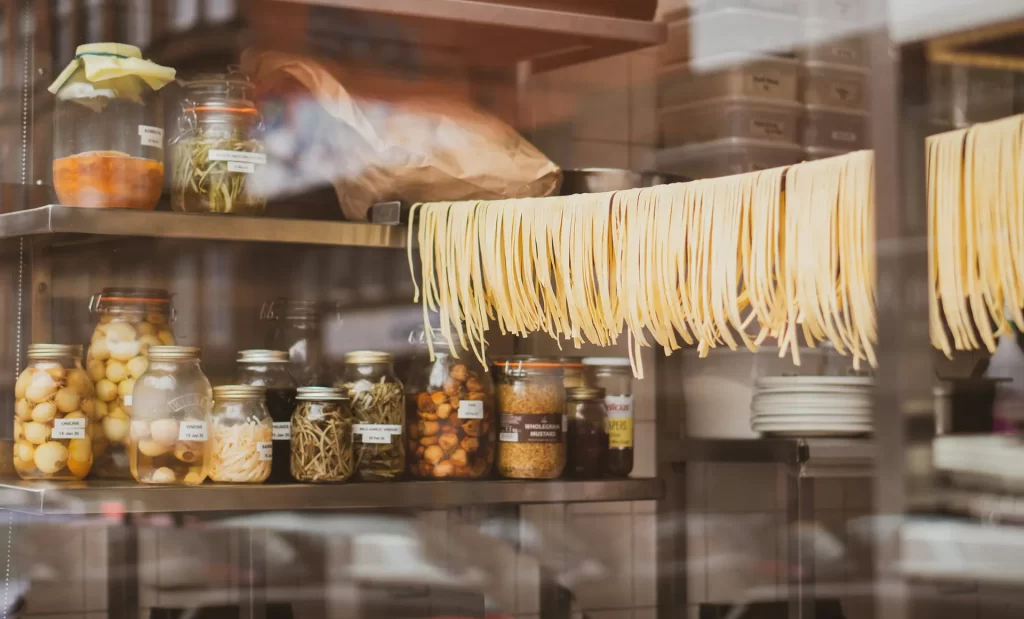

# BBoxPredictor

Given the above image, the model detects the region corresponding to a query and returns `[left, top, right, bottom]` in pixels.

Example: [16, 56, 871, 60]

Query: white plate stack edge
[750, 376, 874, 437]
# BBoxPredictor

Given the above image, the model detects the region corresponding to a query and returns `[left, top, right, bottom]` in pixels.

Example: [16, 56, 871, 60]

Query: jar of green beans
[171, 70, 267, 215]
[337, 351, 405, 481]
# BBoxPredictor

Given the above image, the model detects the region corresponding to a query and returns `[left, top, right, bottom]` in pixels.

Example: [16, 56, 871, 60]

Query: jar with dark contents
[496, 357, 566, 479]
[566, 387, 609, 479]
[290, 387, 353, 483]
[583, 358, 634, 477]
[405, 329, 496, 479]
[236, 349, 298, 482]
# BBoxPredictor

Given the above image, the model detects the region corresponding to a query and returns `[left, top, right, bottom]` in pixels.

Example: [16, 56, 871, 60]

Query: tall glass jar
[171, 71, 267, 215]
[291, 387, 354, 483]
[14, 345, 95, 481]
[50, 43, 174, 210]
[405, 329, 496, 479]
[260, 299, 330, 386]
[566, 387, 609, 479]
[338, 351, 405, 481]
[87, 288, 176, 479]
[129, 346, 212, 485]
[496, 357, 567, 479]
[583, 358, 634, 477]
[237, 349, 297, 483]
[209, 385, 272, 484]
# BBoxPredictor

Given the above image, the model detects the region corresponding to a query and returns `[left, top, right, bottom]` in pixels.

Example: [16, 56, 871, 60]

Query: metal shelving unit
[663, 438, 876, 479]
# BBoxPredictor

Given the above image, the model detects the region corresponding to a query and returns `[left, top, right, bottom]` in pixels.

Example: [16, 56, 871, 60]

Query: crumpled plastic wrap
[241, 50, 562, 220]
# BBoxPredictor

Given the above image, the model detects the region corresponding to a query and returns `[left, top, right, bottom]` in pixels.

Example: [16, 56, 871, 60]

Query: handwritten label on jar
[258, 441, 273, 461]
[831, 130, 858, 143]
[500, 413, 563, 443]
[227, 161, 256, 174]
[272, 422, 291, 441]
[750, 119, 785, 138]
[178, 421, 208, 441]
[606, 395, 634, 450]
[139, 125, 164, 148]
[458, 400, 484, 419]
[209, 150, 268, 166]
[749, 71, 784, 95]
[52, 417, 87, 439]
[123, 395, 133, 407]
[353, 424, 402, 445]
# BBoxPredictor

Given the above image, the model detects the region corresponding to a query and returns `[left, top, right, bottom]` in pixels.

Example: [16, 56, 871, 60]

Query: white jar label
[831, 130, 858, 143]
[208, 150, 267, 166]
[178, 421, 208, 441]
[123, 394, 133, 407]
[227, 161, 256, 174]
[258, 441, 273, 461]
[605, 395, 634, 420]
[272, 422, 291, 440]
[499, 431, 519, 442]
[458, 400, 484, 419]
[139, 125, 164, 148]
[749, 71, 784, 95]
[52, 417, 87, 439]
[353, 423, 402, 445]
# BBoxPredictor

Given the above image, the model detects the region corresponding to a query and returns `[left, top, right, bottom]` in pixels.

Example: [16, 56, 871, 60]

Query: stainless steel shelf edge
[0, 478, 663, 515]
[0, 206, 408, 248]
[661, 438, 875, 478]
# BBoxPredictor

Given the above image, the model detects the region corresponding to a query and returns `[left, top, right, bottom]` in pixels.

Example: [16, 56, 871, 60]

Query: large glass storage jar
[171, 71, 267, 215]
[14, 345, 95, 481]
[209, 385, 272, 483]
[405, 329, 496, 479]
[496, 357, 567, 480]
[566, 387, 609, 479]
[291, 387, 354, 483]
[337, 351, 405, 481]
[49, 43, 175, 210]
[583, 357, 634, 477]
[237, 349, 298, 483]
[260, 299, 330, 386]
[129, 346, 212, 485]
[87, 288, 176, 478]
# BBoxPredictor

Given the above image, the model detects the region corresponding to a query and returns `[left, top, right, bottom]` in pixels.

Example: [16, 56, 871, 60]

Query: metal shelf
[0, 477, 663, 515]
[661, 438, 875, 478]
[0, 205, 407, 249]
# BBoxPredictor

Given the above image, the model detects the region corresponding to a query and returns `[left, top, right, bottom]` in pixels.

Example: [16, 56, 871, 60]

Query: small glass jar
[171, 71, 267, 215]
[14, 345, 95, 481]
[237, 349, 298, 483]
[583, 357, 634, 477]
[338, 351, 406, 481]
[87, 288, 176, 479]
[405, 329, 496, 479]
[291, 387, 354, 483]
[495, 357, 567, 479]
[566, 387, 609, 479]
[129, 346, 212, 485]
[209, 385, 272, 484]
[260, 299, 331, 386]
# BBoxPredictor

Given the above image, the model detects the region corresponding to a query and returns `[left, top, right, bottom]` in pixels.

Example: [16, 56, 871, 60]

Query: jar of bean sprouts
[209, 385, 272, 483]
[291, 387, 353, 483]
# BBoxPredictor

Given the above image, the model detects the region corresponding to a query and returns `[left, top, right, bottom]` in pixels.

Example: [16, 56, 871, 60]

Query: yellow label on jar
[606, 395, 633, 449]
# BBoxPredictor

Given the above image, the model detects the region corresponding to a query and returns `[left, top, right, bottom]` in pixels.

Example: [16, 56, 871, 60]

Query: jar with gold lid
[209, 385, 272, 483]
[337, 351, 405, 481]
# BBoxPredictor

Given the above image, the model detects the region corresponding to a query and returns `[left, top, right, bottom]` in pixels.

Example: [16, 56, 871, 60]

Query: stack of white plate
[751, 376, 874, 437]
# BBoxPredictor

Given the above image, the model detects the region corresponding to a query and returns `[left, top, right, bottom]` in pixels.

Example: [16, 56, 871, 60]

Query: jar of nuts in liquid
[87, 288, 176, 479]
[405, 329, 496, 479]
[495, 357, 567, 480]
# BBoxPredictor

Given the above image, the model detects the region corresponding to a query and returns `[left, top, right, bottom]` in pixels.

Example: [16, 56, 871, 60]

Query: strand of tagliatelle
[408, 115, 1024, 378]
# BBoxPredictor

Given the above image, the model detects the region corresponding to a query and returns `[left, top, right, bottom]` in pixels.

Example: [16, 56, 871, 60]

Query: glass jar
[13, 345, 95, 481]
[291, 387, 354, 483]
[405, 329, 496, 479]
[50, 43, 174, 210]
[566, 387, 609, 479]
[209, 385, 272, 483]
[559, 358, 586, 390]
[87, 288, 176, 479]
[170, 71, 267, 215]
[583, 358, 634, 477]
[337, 351, 406, 481]
[237, 349, 298, 483]
[260, 299, 330, 386]
[129, 346, 212, 485]
[496, 357, 567, 479]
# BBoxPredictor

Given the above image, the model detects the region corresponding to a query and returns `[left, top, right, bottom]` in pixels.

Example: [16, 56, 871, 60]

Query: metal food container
[659, 96, 802, 147]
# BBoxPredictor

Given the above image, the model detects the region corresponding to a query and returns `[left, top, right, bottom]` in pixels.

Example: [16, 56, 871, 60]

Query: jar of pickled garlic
[209, 385, 272, 484]
[337, 351, 405, 482]
[87, 288, 176, 478]
[129, 346, 212, 485]
[405, 329, 495, 479]
[13, 344, 95, 480]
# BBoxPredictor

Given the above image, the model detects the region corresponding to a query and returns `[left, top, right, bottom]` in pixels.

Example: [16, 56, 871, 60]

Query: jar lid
[148, 346, 200, 361]
[238, 349, 289, 363]
[582, 357, 631, 367]
[260, 298, 328, 321]
[213, 385, 265, 401]
[567, 386, 605, 400]
[494, 356, 566, 377]
[296, 386, 348, 401]
[28, 344, 82, 359]
[345, 350, 392, 364]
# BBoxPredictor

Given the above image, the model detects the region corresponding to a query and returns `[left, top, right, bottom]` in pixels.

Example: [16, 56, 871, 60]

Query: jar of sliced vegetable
[171, 70, 267, 215]
[338, 351, 405, 481]
[405, 329, 496, 479]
